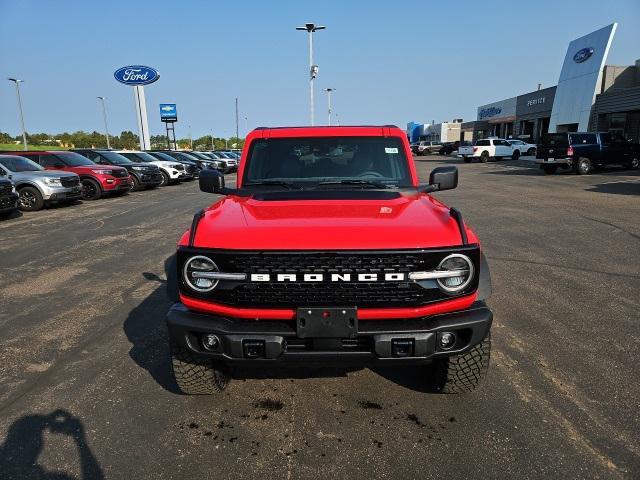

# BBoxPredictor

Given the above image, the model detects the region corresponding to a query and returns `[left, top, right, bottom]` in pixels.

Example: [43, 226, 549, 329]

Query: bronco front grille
[60, 177, 80, 188]
[178, 247, 480, 309]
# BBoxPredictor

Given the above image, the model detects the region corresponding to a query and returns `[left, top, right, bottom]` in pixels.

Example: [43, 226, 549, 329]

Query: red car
[166, 126, 492, 395]
[7, 151, 132, 200]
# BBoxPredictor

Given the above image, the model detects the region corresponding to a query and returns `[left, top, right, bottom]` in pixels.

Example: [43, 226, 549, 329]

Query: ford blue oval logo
[114, 65, 160, 85]
[573, 47, 594, 63]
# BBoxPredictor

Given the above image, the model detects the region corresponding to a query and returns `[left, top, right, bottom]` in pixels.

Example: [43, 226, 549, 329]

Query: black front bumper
[166, 302, 492, 367]
[139, 172, 163, 186]
[0, 193, 19, 212]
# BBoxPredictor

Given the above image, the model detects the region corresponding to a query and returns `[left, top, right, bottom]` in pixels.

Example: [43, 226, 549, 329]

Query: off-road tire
[542, 165, 558, 175]
[511, 150, 520, 161]
[18, 186, 44, 211]
[576, 157, 591, 175]
[171, 341, 230, 395]
[427, 333, 491, 394]
[480, 151, 490, 163]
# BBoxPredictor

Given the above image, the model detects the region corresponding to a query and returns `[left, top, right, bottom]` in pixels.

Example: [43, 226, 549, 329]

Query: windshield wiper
[243, 180, 296, 189]
[315, 179, 390, 189]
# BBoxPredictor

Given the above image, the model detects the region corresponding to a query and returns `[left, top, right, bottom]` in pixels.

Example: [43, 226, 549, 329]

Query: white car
[506, 139, 537, 158]
[460, 138, 515, 163]
[117, 151, 186, 185]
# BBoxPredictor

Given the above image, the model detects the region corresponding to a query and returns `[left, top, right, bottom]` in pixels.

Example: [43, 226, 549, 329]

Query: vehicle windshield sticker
[385, 147, 398, 154]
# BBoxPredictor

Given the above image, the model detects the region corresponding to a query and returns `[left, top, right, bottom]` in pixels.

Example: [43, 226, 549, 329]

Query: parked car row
[0, 149, 240, 216]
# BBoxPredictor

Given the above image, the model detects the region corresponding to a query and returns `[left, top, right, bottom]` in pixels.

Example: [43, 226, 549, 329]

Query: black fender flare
[477, 252, 492, 300]
[165, 254, 179, 303]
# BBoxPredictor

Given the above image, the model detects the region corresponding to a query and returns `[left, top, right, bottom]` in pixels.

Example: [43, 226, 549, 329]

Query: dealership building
[473, 23, 640, 143]
[408, 23, 640, 144]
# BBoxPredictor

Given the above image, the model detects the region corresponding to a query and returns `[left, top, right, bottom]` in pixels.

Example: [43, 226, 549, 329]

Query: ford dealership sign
[114, 65, 160, 85]
[573, 47, 594, 63]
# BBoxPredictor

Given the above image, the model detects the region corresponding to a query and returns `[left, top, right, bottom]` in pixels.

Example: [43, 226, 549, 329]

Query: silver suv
[0, 154, 82, 211]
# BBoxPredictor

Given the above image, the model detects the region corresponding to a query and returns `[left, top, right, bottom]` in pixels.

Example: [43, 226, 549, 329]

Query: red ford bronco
[166, 126, 492, 394]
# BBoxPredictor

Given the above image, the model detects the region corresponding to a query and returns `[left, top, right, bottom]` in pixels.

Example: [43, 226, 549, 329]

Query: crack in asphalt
[487, 256, 640, 279]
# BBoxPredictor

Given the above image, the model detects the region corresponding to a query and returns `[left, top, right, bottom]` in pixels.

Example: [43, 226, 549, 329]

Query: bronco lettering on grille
[250, 273, 406, 282]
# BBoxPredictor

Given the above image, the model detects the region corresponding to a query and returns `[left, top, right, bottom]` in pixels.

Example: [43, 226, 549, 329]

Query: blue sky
[1, 0, 639, 139]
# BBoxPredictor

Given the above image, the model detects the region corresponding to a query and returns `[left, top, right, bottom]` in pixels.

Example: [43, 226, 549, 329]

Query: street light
[96, 96, 111, 149]
[296, 22, 325, 126]
[324, 88, 335, 126]
[8, 78, 27, 150]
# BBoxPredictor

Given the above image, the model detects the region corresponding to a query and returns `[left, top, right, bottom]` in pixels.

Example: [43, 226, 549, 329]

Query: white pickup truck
[458, 138, 515, 163]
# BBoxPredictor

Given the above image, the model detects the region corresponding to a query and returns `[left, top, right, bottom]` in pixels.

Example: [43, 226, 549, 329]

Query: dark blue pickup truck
[536, 132, 640, 175]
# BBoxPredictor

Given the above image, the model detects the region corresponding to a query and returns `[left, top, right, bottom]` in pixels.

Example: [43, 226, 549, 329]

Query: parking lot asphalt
[0, 158, 638, 479]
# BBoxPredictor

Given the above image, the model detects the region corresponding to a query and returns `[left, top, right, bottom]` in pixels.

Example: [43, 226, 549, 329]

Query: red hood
[187, 194, 477, 250]
[67, 165, 126, 174]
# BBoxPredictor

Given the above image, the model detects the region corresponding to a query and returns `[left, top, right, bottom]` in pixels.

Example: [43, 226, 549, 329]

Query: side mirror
[199, 168, 225, 194]
[429, 166, 458, 191]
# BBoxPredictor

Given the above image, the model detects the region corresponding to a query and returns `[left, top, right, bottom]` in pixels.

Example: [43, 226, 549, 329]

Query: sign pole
[133, 85, 151, 150]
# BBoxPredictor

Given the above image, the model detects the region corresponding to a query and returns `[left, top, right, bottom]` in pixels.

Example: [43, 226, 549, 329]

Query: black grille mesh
[60, 177, 80, 187]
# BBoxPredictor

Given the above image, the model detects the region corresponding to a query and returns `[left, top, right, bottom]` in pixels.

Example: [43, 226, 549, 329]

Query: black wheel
[160, 171, 170, 186]
[170, 340, 230, 395]
[576, 157, 591, 175]
[18, 186, 44, 211]
[511, 150, 520, 161]
[625, 156, 639, 170]
[480, 151, 490, 163]
[427, 333, 491, 394]
[527, 148, 536, 156]
[542, 165, 558, 175]
[81, 178, 102, 200]
[463, 156, 472, 163]
[130, 175, 141, 191]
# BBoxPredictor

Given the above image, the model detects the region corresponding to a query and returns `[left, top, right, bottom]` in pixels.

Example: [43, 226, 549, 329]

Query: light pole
[188, 125, 193, 150]
[324, 88, 335, 126]
[296, 23, 325, 126]
[96, 96, 111, 149]
[8, 78, 27, 150]
[210, 131, 215, 150]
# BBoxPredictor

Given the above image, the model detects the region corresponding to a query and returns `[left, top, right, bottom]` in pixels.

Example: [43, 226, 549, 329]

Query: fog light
[438, 332, 457, 350]
[106, 179, 115, 184]
[202, 334, 220, 351]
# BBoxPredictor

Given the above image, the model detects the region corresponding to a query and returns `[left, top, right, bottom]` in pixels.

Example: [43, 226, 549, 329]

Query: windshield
[243, 136, 411, 188]
[173, 152, 198, 162]
[53, 151, 96, 166]
[188, 152, 211, 160]
[123, 152, 159, 163]
[148, 152, 176, 162]
[99, 151, 133, 164]
[0, 155, 44, 172]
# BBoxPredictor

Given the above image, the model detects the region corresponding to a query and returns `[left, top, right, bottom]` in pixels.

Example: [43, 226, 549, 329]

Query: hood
[189, 193, 474, 250]
[13, 170, 78, 180]
[122, 162, 158, 170]
[68, 165, 126, 174]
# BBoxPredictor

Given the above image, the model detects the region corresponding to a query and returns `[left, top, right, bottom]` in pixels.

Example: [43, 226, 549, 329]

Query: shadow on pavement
[123, 256, 180, 394]
[0, 209, 23, 221]
[0, 409, 104, 480]
[586, 181, 640, 195]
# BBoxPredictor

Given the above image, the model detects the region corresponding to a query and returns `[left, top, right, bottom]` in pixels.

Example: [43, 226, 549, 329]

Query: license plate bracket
[296, 307, 357, 338]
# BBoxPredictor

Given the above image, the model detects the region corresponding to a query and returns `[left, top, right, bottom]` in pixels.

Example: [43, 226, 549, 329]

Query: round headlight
[436, 254, 474, 293]
[183, 255, 219, 292]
